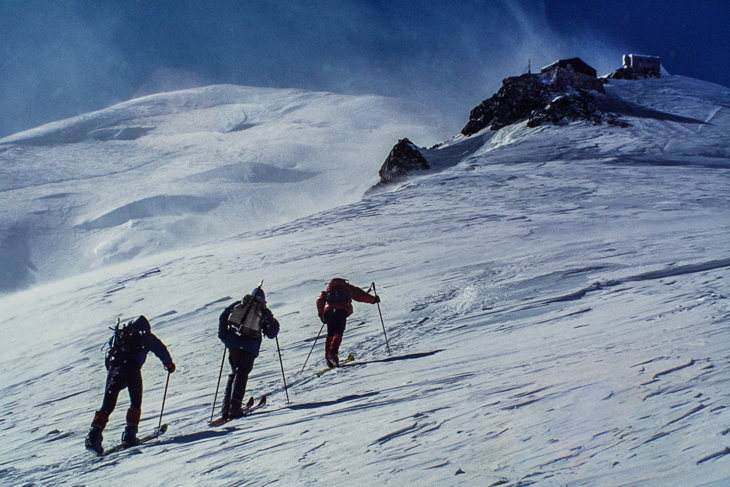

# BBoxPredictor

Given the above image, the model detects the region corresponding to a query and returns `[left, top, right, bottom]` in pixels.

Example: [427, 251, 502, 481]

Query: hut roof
[541, 58, 597, 78]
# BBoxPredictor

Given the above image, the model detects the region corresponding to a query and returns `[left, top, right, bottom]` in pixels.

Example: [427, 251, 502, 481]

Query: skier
[218, 287, 280, 420]
[316, 278, 379, 367]
[85, 315, 175, 455]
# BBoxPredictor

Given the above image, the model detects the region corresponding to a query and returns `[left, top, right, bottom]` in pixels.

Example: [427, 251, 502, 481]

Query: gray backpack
[228, 294, 265, 339]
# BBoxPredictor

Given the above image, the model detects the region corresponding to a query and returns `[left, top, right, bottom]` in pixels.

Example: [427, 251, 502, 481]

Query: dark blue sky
[1, 0, 728, 138]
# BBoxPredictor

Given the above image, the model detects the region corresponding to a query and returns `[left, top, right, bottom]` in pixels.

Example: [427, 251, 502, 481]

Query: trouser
[324, 308, 348, 359]
[91, 362, 143, 430]
[222, 348, 256, 415]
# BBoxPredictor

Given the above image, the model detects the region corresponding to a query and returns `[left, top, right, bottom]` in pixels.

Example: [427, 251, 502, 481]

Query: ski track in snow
[0, 77, 729, 486]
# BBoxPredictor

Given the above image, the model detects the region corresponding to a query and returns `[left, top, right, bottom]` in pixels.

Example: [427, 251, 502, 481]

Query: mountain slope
[0, 76, 728, 486]
[0, 85, 448, 291]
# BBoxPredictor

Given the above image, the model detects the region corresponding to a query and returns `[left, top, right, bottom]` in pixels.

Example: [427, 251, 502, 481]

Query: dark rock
[527, 92, 629, 128]
[461, 67, 620, 136]
[463, 73, 547, 133]
[371, 65, 633, 190]
[546, 66, 605, 94]
[375, 138, 429, 185]
[367, 138, 431, 192]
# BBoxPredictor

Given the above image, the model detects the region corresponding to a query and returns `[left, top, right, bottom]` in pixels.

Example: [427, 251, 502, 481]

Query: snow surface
[0, 76, 729, 486]
[0, 85, 449, 289]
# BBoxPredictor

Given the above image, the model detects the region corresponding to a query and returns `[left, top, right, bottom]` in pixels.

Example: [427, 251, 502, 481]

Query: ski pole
[210, 346, 228, 422]
[301, 321, 325, 373]
[275, 336, 290, 403]
[157, 371, 171, 437]
[371, 282, 391, 355]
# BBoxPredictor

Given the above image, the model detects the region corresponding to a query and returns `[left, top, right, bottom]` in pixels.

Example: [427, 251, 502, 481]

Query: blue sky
[1, 0, 727, 138]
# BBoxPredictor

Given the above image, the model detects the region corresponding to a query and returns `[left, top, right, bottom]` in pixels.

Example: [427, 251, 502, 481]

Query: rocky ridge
[461, 67, 626, 136]
[369, 138, 429, 188]
[373, 65, 640, 188]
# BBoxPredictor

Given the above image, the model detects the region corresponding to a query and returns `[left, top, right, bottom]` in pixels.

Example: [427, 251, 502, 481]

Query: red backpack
[325, 279, 351, 304]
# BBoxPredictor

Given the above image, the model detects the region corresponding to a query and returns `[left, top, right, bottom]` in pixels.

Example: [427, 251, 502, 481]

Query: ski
[316, 350, 443, 377]
[94, 423, 168, 457]
[240, 394, 266, 417]
[316, 354, 355, 377]
[208, 396, 255, 427]
[208, 395, 266, 427]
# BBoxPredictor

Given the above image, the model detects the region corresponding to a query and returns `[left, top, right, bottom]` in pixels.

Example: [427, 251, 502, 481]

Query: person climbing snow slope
[85, 315, 175, 455]
[218, 286, 280, 420]
[316, 278, 379, 367]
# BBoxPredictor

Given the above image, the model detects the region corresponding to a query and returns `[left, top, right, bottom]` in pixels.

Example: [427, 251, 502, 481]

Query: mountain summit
[374, 68, 728, 188]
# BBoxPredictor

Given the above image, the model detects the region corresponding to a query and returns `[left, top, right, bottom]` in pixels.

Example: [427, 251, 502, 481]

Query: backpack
[326, 279, 351, 304]
[228, 294, 266, 339]
[105, 317, 148, 368]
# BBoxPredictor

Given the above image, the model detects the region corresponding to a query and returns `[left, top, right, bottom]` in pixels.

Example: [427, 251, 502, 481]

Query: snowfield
[0, 75, 729, 486]
[0, 85, 448, 288]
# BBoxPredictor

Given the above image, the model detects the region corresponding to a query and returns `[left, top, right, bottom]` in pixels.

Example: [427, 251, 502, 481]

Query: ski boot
[326, 352, 339, 368]
[85, 426, 104, 455]
[121, 424, 140, 447]
[121, 407, 141, 447]
[228, 406, 246, 420]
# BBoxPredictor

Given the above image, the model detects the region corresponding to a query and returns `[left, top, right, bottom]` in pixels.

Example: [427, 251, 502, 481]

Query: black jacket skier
[85, 315, 175, 455]
[218, 287, 279, 420]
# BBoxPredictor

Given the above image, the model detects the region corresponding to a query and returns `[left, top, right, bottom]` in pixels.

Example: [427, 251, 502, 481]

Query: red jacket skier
[316, 278, 379, 367]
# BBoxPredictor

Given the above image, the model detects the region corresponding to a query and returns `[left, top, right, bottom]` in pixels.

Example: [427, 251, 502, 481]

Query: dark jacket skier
[218, 287, 279, 420]
[316, 278, 379, 367]
[85, 315, 175, 455]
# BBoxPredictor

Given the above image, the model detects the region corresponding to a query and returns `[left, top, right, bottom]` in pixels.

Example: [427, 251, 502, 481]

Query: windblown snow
[0, 76, 728, 486]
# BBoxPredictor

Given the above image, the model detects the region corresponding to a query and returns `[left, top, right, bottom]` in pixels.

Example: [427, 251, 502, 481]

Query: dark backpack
[326, 280, 351, 304]
[105, 318, 149, 368]
[228, 294, 266, 339]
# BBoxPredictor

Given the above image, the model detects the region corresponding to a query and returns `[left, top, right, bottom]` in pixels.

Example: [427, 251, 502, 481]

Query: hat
[132, 315, 150, 331]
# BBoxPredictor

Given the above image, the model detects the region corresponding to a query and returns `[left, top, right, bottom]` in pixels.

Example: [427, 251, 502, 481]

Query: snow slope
[0, 76, 729, 486]
[0, 85, 448, 291]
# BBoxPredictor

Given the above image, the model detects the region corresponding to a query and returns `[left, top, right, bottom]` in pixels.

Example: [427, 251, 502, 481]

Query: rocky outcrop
[527, 92, 629, 128]
[372, 66, 633, 190]
[461, 67, 625, 136]
[378, 138, 429, 182]
[368, 138, 429, 191]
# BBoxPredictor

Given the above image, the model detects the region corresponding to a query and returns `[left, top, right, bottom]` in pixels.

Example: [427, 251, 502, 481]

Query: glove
[164, 362, 176, 373]
[374, 295, 380, 303]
